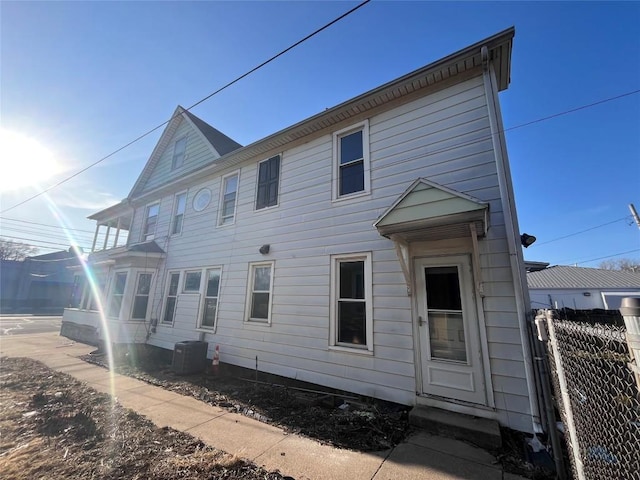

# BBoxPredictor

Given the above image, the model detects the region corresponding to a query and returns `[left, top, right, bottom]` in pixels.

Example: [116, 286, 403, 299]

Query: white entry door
[415, 255, 486, 405]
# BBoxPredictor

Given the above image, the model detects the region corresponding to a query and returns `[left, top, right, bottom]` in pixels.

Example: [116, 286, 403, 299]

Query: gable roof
[527, 266, 640, 289]
[374, 178, 489, 241]
[182, 110, 242, 156]
[128, 106, 242, 198]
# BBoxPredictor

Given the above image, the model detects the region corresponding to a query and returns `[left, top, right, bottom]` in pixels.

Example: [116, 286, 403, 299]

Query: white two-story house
[62, 28, 540, 433]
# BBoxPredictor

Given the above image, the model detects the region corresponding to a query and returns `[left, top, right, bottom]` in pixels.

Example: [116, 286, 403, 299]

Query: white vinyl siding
[141, 75, 532, 432]
[141, 116, 220, 194]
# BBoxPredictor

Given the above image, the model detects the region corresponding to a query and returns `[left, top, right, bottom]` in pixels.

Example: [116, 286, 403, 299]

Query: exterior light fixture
[259, 244, 270, 255]
[520, 233, 536, 248]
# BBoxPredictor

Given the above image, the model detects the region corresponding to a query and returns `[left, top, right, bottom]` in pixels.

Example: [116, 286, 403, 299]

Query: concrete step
[408, 406, 502, 451]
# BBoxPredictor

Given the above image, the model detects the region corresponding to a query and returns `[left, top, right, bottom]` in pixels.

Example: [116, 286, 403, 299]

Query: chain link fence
[538, 310, 640, 479]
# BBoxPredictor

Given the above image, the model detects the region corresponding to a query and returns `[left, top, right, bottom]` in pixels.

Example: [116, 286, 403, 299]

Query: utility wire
[0, 216, 95, 234]
[533, 215, 633, 247]
[0, 225, 95, 244]
[561, 248, 640, 266]
[1, 234, 90, 250]
[0, 0, 371, 215]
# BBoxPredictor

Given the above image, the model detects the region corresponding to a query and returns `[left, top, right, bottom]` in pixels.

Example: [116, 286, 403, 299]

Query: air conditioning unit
[172, 340, 208, 375]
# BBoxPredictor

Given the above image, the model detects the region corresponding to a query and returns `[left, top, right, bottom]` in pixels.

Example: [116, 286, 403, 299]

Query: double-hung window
[131, 273, 152, 320]
[143, 203, 160, 241]
[162, 272, 180, 325]
[171, 192, 187, 235]
[201, 268, 221, 329]
[108, 272, 128, 318]
[219, 172, 239, 225]
[333, 121, 370, 199]
[171, 136, 187, 169]
[246, 262, 274, 323]
[330, 253, 373, 351]
[256, 155, 280, 210]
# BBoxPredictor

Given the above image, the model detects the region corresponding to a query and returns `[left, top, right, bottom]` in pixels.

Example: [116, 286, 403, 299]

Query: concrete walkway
[0, 332, 526, 480]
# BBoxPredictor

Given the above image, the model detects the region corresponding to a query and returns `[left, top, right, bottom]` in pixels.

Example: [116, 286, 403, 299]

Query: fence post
[619, 297, 640, 391]
[545, 310, 586, 480]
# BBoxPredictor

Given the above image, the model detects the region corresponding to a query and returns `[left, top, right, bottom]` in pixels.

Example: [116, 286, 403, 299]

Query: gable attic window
[256, 155, 280, 210]
[333, 120, 370, 200]
[143, 203, 160, 241]
[171, 136, 187, 170]
[219, 172, 239, 225]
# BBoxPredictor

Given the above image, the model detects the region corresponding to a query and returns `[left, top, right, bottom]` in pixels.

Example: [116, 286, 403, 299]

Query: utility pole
[630, 204, 640, 230]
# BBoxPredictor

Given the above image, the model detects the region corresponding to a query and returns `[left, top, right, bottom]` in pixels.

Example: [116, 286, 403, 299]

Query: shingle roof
[128, 241, 165, 254]
[527, 266, 640, 289]
[182, 109, 242, 156]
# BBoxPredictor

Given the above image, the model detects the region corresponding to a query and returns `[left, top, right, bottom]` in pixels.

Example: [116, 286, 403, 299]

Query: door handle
[418, 315, 424, 326]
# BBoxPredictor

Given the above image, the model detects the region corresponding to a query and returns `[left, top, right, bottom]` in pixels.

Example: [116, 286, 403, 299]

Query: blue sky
[1, 1, 638, 266]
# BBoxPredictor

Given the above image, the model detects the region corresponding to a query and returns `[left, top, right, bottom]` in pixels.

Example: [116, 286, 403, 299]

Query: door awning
[374, 178, 489, 242]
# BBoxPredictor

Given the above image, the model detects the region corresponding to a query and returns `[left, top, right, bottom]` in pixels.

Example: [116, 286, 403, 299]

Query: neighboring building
[61, 28, 541, 433]
[528, 265, 640, 310]
[0, 249, 82, 314]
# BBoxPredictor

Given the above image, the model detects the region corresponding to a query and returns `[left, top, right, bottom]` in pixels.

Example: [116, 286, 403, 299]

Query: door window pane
[424, 266, 466, 362]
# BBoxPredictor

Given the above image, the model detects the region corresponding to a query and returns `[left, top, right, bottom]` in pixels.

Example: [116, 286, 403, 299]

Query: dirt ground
[82, 347, 411, 452]
[0, 357, 288, 480]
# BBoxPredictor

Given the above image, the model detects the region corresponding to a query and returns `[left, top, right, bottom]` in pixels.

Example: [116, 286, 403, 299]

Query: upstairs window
[143, 203, 159, 241]
[171, 192, 187, 235]
[219, 172, 239, 225]
[256, 155, 280, 210]
[333, 121, 370, 199]
[171, 136, 187, 169]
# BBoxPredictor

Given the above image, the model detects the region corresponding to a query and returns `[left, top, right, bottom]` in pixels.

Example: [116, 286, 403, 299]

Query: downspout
[481, 46, 542, 432]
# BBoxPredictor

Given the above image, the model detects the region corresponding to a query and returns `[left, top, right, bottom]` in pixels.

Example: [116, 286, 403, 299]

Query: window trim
[329, 252, 373, 353]
[171, 135, 188, 170]
[142, 202, 160, 242]
[161, 271, 181, 326]
[171, 191, 188, 236]
[218, 170, 240, 226]
[332, 120, 371, 201]
[245, 261, 275, 324]
[130, 272, 153, 321]
[255, 154, 281, 211]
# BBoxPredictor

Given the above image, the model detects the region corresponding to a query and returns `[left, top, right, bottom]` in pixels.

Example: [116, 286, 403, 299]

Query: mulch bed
[0, 357, 289, 480]
[80, 347, 411, 452]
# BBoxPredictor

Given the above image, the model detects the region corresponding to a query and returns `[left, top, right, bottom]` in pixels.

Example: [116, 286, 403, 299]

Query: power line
[0, 223, 95, 242]
[533, 215, 633, 247]
[0, 216, 95, 234]
[0, 0, 371, 215]
[562, 248, 640, 266]
[1, 234, 89, 250]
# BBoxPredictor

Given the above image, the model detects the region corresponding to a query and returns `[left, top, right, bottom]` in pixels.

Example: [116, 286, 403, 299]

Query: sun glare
[0, 129, 61, 192]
